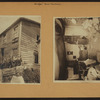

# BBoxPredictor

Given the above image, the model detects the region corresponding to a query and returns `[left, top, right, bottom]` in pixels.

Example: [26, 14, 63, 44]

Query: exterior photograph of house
[0, 16, 41, 83]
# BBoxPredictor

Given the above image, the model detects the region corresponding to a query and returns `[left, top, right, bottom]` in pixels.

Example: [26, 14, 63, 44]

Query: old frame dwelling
[0, 17, 40, 68]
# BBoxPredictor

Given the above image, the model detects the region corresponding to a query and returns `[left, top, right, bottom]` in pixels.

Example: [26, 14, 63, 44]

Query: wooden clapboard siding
[0, 23, 21, 63]
[20, 20, 40, 66]
[4, 23, 20, 43]
[0, 18, 40, 67]
[21, 32, 37, 66]
[3, 23, 20, 59]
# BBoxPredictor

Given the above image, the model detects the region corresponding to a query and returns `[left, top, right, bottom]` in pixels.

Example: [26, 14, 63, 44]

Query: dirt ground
[1, 65, 40, 83]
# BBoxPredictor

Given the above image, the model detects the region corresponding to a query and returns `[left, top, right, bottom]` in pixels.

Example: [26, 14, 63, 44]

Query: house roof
[0, 17, 40, 36]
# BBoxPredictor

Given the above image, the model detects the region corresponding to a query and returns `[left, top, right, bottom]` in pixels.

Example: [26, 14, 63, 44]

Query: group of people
[0, 56, 22, 69]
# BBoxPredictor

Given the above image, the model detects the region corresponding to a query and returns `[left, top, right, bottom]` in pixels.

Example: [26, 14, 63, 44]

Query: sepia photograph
[54, 17, 100, 81]
[0, 16, 41, 84]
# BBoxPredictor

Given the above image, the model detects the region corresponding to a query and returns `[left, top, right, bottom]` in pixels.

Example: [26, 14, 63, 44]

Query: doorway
[34, 51, 38, 64]
[1, 48, 4, 63]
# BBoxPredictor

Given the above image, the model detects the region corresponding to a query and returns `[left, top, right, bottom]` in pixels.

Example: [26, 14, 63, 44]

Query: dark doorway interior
[1, 48, 4, 63]
[34, 52, 38, 64]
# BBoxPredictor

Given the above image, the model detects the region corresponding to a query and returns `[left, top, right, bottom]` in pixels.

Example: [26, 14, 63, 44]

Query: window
[70, 51, 73, 55]
[34, 52, 38, 64]
[36, 35, 40, 43]
[84, 46, 87, 50]
[3, 34, 7, 44]
[1, 48, 4, 56]
[14, 25, 18, 31]
[12, 37, 19, 44]
[13, 25, 19, 39]
[73, 56, 76, 59]
[37, 35, 39, 41]
[12, 48, 18, 56]
[67, 51, 73, 55]
[12, 47, 18, 50]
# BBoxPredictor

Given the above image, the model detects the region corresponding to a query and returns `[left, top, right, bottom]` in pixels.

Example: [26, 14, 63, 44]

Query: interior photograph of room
[55, 17, 100, 81]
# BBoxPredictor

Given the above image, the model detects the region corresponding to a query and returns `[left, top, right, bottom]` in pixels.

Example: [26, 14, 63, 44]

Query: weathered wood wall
[0, 19, 40, 68]
[0, 23, 20, 63]
[21, 20, 40, 67]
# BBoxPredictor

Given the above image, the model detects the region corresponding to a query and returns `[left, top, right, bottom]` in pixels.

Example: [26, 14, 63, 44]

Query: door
[1, 48, 4, 63]
[34, 51, 38, 64]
